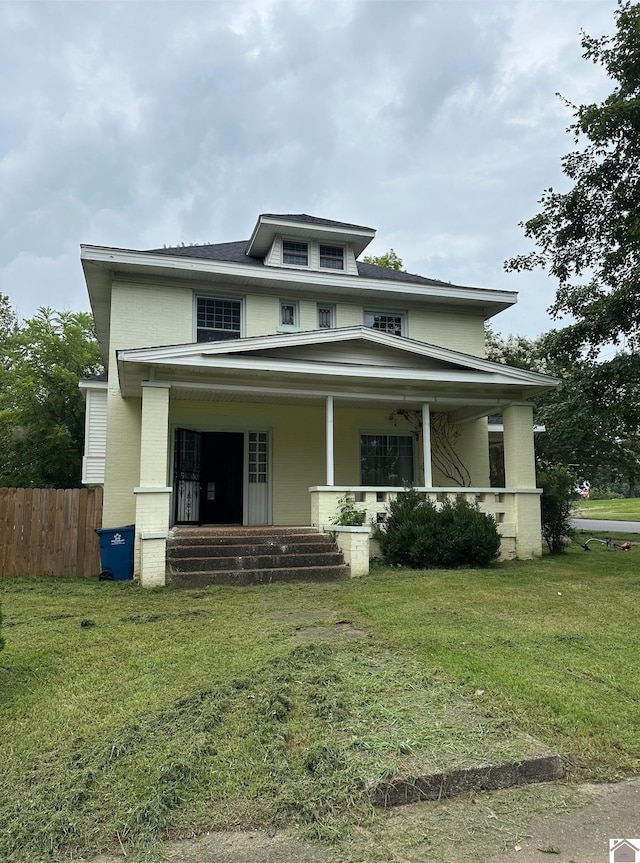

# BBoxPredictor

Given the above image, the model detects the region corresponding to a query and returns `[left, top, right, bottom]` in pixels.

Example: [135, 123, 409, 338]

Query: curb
[368, 753, 564, 807]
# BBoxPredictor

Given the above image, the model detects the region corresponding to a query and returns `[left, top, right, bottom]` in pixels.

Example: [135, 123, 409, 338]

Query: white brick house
[80, 213, 558, 585]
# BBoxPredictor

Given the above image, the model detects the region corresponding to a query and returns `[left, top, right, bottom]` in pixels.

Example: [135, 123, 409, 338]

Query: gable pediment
[117, 326, 559, 388]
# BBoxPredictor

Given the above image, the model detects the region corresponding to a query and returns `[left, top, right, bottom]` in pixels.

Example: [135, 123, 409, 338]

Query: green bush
[539, 465, 575, 554]
[0, 602, 4, 652]
[330, 493, 366, 526]
[378, 490, 501, 569]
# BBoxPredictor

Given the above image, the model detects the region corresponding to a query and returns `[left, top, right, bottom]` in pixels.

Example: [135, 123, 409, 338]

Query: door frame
[169, 424, 272, 527]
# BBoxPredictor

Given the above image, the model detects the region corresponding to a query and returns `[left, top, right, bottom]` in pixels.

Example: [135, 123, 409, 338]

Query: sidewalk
[488, 778, 640, 863]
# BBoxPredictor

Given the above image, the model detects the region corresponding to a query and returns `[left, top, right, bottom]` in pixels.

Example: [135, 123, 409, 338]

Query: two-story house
[80, 213, 558, 586]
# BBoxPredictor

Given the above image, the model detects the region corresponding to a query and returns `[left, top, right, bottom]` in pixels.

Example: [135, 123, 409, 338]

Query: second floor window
[283, 241, 308, 266]
[196, 297, 241, 342]
[364, 310, 405, 336]
[280, 300, 298, 328]
[317, 304, 335, 329]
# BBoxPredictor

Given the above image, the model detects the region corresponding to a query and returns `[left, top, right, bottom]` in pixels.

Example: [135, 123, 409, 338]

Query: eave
[245, 214, 376, 257]
[81, 245, 519, 366]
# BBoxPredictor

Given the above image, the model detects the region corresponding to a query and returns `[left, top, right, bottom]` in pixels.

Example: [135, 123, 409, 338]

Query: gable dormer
[245, 213, 375, 276]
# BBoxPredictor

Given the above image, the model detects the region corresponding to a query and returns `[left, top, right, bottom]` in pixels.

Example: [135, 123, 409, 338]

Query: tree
[362, 248, 404, 270]
[0, 303, 103, 488]
[484, 325, 549, 371]
[486, 326, 640, 494]
[505, 1, 640, 361]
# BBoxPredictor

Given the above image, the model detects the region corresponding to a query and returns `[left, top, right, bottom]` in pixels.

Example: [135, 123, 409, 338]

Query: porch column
[502, 403, 536, 488]
[422, 403, 432, 487]
[502, 402, 542, 559]
[326, 395, 334, 486]
[134, 382, 172, 587]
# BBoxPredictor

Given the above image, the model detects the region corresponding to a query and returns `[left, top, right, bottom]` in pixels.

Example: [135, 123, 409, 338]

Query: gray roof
[149, 239, 455, 288]
[259, 213, 376, 232]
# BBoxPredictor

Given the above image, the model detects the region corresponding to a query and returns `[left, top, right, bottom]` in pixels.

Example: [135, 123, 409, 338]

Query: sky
[0, 0, 618, 339]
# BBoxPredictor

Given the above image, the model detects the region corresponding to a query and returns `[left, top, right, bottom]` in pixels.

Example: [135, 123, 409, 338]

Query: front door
[199, 432, 244, 524]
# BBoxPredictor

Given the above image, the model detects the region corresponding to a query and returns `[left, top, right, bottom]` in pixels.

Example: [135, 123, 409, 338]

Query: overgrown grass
[575, 497, 640, 520]
[1, 541, 639, 861]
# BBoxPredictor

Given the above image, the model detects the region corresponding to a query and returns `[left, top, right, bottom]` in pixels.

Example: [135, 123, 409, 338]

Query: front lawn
[574, 497, 640, 520]
[1, 541, 639, 862]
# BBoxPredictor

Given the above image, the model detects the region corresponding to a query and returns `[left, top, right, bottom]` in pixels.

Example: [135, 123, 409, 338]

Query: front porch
[109, 328, 555, 586]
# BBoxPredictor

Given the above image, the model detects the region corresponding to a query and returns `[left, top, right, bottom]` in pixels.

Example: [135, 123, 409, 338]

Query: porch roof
[116, 327, 558, 417]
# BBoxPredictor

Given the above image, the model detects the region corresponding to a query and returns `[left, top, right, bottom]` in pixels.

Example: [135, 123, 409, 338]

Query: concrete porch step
[169, 531, 332, 549]
[166, 525, 348, 586]
[169, 551, 345, 572]
[167, 564, 350, 587]
[168, 540, 336, 558]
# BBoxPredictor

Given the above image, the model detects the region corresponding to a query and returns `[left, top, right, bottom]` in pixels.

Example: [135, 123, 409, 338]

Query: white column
[135, 382, 171, 587]
[422, 403, 432, 487]
[326, 395, 334, 486]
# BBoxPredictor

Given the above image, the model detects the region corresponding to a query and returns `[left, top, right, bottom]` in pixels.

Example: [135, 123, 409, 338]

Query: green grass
[1, 541, 640, 862]
[574, 497, 640, 520]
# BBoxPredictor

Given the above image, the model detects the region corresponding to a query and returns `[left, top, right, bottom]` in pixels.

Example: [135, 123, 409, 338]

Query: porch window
[360, 434, 414, 486]
[196, 297, 241, 342]
[364, 309, 405, 336]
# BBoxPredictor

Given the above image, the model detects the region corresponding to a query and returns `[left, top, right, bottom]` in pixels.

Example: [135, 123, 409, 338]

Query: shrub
[538, 465, 575, 554]
[378, 490, 501, 569]
[0, 603, 4, 652]
[330, 494, 366, 526]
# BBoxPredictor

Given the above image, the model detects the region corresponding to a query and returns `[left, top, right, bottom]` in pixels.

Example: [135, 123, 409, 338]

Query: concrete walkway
[488, 778, 640, 863]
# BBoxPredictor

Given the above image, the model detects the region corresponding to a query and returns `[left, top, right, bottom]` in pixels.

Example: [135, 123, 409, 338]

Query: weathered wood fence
[0, 488, 103, 578]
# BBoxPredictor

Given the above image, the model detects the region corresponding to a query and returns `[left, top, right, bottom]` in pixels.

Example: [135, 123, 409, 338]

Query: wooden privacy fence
[0, 487, 103, 578]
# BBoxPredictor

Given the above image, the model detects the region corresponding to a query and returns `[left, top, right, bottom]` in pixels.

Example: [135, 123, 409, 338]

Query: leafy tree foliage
[362, 248, 404, 270]
[505, 1, 640, 360]
[485, 325, 549, 372]
[538, 465, 575, 554]
[486, 326, 640, 494]
[0, 299, 103, 488]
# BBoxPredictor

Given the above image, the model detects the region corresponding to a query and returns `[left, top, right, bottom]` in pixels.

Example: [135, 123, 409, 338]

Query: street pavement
[571, 517, 640, 534]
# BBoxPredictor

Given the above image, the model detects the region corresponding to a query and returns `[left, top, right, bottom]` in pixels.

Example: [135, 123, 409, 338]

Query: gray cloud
[0, 0, 618, 336]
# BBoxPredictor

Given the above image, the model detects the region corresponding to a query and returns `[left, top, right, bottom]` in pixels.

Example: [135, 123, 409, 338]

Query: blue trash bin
[95, 524, 135, 581]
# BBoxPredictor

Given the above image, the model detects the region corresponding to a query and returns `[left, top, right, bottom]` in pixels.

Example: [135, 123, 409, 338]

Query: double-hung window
[364, 309, 405, 337]
[196, 297, 241, 342]
[360, 434, 414, 486]
[319, 245, 344, 270]
[283, 241, 308, 266]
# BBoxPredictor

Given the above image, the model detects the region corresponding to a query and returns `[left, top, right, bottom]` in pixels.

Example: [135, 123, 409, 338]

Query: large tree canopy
[487, 326, 640, 494]
[0, 299, 103, 488]
[505, 0, 640, 360]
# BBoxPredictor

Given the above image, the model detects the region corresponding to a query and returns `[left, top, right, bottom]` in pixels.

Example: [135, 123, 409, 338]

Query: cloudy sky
[0, 0, 618, 338]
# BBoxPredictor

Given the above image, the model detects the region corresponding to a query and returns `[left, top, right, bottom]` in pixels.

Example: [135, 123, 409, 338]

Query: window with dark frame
[360, 434, 414, 486]
[280, 301, 297, 327]
[319, 245, 344, 270]
[364, 310, 405, 336]
[317, 304, 335, 329]
[283, 241, 308, 266]
[196, 297, 241, 342]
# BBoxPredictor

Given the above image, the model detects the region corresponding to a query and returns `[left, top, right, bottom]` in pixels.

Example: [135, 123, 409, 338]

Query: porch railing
[309, 486, 543, 562]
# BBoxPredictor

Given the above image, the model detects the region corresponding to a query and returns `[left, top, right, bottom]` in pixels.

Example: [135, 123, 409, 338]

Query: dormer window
[283, 241, 308, 266]
[319, 245, 344, 270]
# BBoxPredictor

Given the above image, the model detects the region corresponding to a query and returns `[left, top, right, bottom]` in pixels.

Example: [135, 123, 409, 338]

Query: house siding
[409, 309, 486, 357]
[82, 387, 108, 485]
